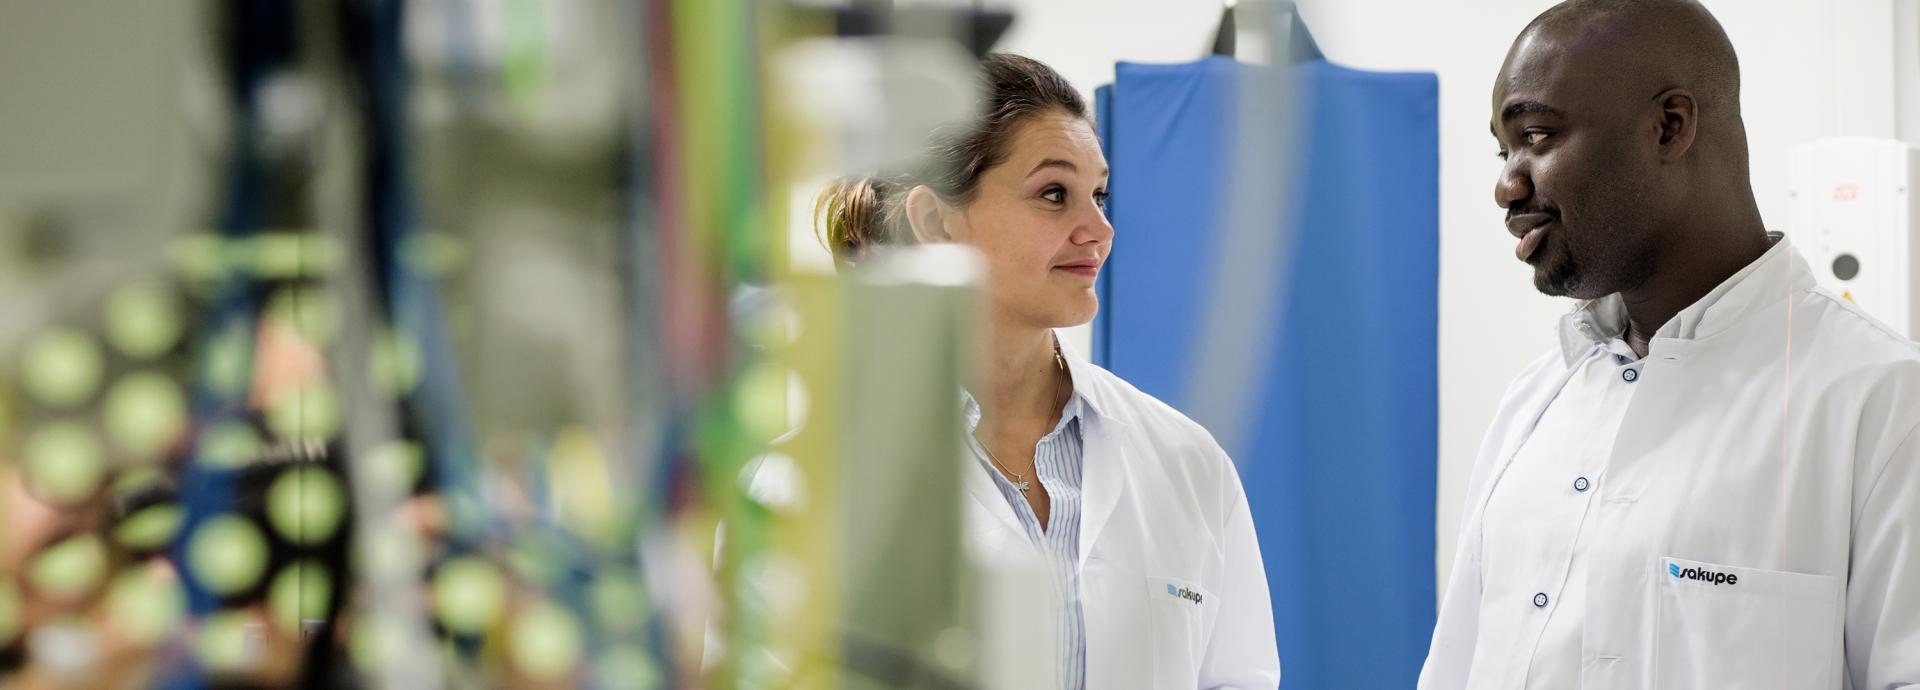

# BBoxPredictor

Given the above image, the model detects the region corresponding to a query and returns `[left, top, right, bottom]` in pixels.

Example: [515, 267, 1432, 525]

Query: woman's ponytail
[814, 175, 907, 268]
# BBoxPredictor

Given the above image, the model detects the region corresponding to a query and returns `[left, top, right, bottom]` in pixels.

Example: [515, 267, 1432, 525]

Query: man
[1420, 1, 1920, 688]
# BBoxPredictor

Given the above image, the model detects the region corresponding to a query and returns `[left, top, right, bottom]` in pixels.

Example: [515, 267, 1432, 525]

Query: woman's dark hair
[816, 53, 1088, 267]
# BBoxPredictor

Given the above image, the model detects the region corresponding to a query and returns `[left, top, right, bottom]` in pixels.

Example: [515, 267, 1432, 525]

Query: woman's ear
[904, 185, 955, 244]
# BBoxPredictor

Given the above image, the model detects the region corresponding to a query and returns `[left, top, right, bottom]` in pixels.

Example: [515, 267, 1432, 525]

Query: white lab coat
[1420, 237, 1920, 689]
[724, 345, 1280, 689]
[968, 349, 1280, 690]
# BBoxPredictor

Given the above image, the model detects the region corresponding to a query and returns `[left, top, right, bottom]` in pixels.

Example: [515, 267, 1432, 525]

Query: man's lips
[1507, 213, 1553, 262]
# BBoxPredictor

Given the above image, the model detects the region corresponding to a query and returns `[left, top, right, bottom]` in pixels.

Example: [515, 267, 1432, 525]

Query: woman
[817, 53, 1279, 690]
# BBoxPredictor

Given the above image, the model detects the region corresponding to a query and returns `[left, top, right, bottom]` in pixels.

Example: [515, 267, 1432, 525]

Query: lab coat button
[1533, 592, 1549, 607]
[1622, 368, 1639, 382]
[1573, 476, 1590, 492]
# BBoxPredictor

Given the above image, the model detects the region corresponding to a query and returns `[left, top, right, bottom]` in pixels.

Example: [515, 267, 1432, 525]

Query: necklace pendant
[1013, 479, 1031, 493]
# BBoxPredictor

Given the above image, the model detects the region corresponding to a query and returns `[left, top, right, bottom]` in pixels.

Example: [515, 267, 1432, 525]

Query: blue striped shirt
[962, 390, 1087, 690]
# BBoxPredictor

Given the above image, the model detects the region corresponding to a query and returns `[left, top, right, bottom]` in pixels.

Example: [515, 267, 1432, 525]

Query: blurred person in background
[815, 53, 1279, 690]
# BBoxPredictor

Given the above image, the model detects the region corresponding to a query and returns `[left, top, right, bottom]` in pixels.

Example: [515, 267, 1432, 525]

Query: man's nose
[1495, 161, 1533, 210]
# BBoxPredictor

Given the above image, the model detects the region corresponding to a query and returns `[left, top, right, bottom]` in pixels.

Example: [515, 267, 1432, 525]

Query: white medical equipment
[1788, 137, 1920, 336]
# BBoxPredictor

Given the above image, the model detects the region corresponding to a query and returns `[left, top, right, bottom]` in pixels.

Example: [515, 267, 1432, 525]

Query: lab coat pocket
[1653, 556, 1840, 690]
[1147, 575, 1213, 686]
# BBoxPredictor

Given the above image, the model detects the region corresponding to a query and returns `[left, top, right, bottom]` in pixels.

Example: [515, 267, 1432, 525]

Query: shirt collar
[1557, 231, 1807, 365]
[960, 386, 1086, 437]
[961, 330, 1119, 431]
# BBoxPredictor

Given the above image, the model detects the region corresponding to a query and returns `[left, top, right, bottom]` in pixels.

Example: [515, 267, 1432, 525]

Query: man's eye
[1524, 131, 1550, 146]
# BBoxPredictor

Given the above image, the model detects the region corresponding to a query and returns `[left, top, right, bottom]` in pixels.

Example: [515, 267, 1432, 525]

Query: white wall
[928, 0, 1898, 594]
[992, 0, 1225, 103]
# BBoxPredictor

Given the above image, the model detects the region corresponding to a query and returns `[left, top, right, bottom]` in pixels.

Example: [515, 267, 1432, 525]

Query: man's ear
[1654, 88, 1698, 163]
[904, 185, 956, 244]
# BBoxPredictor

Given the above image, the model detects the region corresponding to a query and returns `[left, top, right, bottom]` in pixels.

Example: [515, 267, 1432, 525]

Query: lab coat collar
[1556, 231, 1806, 365]
[1055, 336, 1128, 569]
[957, 334, 1119, 547]
[955, 333, 1131, 567]
[1075, 409, 1124, 569]
[956, 331, 1125, 429]
[1058, 334, 1130, 429]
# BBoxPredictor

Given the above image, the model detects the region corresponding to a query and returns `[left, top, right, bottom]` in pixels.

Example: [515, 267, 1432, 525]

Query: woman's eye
[1093, 190, 1110, 210]
[1041, 187, 1066, 204]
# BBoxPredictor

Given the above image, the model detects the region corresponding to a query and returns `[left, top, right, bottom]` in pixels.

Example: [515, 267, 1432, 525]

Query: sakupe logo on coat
[1668, 562, 1739, 586]
[1166, 583, 1203, 605]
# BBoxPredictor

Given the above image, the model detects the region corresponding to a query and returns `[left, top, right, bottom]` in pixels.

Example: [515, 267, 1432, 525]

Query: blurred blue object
[1095, 57, 1439, 689]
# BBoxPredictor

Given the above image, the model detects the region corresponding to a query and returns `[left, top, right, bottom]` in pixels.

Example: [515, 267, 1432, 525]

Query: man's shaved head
[1492, 0, 1762, 299]
[1521, 0, 1746, 158]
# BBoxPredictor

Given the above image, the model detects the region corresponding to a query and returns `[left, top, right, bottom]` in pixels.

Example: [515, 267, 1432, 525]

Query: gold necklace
[974, 341, 1069, 495]
[975, 441, 1031, 493]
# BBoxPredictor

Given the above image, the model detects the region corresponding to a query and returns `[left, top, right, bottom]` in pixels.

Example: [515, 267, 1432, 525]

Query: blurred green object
[187, 515, 270, 596]
[364, 440, 424, 491]
[115, 504, 185, 550]
[268, 560, 332, 634]
[249, 233, 342, 279]
[201, 322, 253, 399]
[589, 572, 648, 635]
[106, 566, 187, 645]
[103, 371, 187, 460]
[24, 421, 105, 505]
[837, 247, 981, 690]
[670, 1, 778, 686]
[194, 611, 252, 672]
[106, 281, 186, 359]
[22, 328, 103, 408]
[267, 381, 342, 441]
[596, 645, 662, 690]
[433, 556, 507, 635]
[770, 246, 983, 689]
[267, 466, 347, 545]
[509, 601, 585, 681]
[28, 535, 108, 602]
[502, 0, 548, 117]
[198, 421, 262, 469]
[370, 328, 422, 394]
[266, 285, 342, 345]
